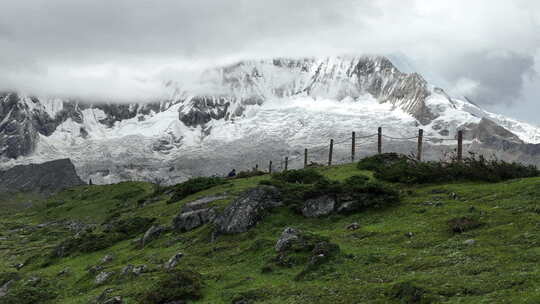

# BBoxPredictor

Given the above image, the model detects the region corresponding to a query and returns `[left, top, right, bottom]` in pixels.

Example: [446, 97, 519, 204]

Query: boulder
[133, 265, 147, 275]
[95, 271, 115, 285]
[346, 222, 360, 231]
[101, 254, 114, 264]
[0, 280, 14, 297]
[301, 195, 336, 217]
[141, 225, 166, 247]
[214, 186, 282, 234]
[172, 208, 217, 232]
[275, 227, 300, 252]
[164, 253, 184, 270]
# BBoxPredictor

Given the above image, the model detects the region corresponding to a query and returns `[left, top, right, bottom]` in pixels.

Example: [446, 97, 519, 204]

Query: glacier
[1, 55, 540, 184]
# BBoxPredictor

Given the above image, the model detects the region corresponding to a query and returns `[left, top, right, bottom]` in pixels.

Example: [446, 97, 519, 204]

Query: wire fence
[248, 127, 467, 174]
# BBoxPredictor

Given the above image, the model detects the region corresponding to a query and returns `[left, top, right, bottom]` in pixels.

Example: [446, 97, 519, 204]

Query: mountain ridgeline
[1, 55, 540, 184]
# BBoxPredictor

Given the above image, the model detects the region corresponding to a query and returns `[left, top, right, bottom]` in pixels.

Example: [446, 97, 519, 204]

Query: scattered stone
[164, 253, 184, 270]
[301, 195, 336, 218]
[0, 280, 14, 297]
[120, 265, 134, 277]
[13, 263, 24, 270]
[101, 254, 114, 264]
[405, 232, 414, 238]
[463, 239, 476, 246]
[95, 271, 115, 285]
[58, 268, 70, 276]
[141, 225, 166, 247]
[450, 192, 458, 200]
[88, 265, 104, 275]
[275, 227, 300, 252]
[214, 186, 282, 234]
[102, 296, 123, 304]
[346, 222, 360, 231]
[173, 208, 217, 232]
[133, 265, 147, 275]
[26, 276, 41, 286]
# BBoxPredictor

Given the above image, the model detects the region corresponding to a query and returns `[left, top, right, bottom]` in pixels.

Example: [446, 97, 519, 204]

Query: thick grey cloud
[1, 0, 540, 123]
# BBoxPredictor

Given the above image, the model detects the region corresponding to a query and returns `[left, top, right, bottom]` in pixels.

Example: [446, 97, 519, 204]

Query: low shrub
[358, 153, 539, 184]
[272, 168, 325, 184]
[262, 170, 398, 213]
[51, 217, 155, 258]
[167, 177, 226, 204]
[138, 269, 203, 303]
[390, 282, 429, 304]
[1, 278, 58, 304]
[448, 216, 483, 233]
[235, 170, 266, 179]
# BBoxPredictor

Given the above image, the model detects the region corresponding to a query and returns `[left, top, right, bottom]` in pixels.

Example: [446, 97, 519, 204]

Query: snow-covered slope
[2, 55, 540, 183]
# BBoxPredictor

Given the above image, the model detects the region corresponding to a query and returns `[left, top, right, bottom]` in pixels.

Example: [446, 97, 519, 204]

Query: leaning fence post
[269, 161, 273, 174]
[328, 139, 334, 166]
[351, 131, 356, 162]
[417, 129, 423, 161]
[377, 127, 382, 154]
[457, 130, 463, 162]
[304, 148, 308, 168]
[284, 157, 288, 171]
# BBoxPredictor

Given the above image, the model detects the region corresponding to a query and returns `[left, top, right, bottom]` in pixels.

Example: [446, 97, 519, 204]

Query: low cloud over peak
[1, 0, 540, 122]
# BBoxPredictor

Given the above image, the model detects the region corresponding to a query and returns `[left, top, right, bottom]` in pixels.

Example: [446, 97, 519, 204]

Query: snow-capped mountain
[2, 55, 540, 184]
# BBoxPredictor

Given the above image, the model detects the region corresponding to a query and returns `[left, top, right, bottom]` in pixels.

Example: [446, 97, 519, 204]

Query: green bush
[448, 216, 483, 233]
[138, 269, 203, 303]
[167, 177, 226, 204]
[358, 153, 539, 184]
[262, 172, 398, 214]
[272, 168, 325, 184]
[1, 278, 58, 304]
[51, 217, 155, 258]
[235, 170, 266, 179]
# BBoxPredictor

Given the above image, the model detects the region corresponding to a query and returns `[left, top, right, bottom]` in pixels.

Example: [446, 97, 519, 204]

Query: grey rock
[95, 271, 115, 285]
[301, 195, 336, 217]
[141, 225, 166, 247]
[120, 265, 134, 277]
[463, 239, 476, 246]
[337, 201, 356, 214]
[58, 268, 70, 276]
[132, 265, 147, 275]
[0, 158, 85, 195]
[275, 227, 300, 252]
[213, 186, 282, 234]
[172, 208, 217, 232]
[0, 280, 14, 297]
[101, 254, 114, 264]
[164, 253, 184, 270]
[346, 222, 360, 231]
[102, 296, 123, 304]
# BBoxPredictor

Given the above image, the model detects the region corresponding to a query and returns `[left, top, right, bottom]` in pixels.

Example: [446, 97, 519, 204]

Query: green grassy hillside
[0, 162, 539, 303]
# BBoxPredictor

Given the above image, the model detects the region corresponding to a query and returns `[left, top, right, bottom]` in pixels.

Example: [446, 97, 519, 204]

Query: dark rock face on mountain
[0, 158, 85, 195]
[471, 118, 524, 145]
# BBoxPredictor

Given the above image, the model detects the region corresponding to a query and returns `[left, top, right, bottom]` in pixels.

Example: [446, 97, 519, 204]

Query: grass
[0, 162, 539, 303]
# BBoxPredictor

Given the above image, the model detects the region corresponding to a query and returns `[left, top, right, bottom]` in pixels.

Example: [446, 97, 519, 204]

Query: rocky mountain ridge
[1, 55, 540, 184]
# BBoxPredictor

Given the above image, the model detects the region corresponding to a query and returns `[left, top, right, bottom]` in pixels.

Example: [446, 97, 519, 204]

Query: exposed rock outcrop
[0, 158, 85, 195]
[214, 186, 282, 234]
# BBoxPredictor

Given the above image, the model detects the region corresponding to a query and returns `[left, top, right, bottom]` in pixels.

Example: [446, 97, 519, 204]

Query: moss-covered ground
[0, 163, 539, 303]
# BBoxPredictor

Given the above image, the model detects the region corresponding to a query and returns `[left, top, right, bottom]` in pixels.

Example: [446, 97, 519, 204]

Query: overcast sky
[1, 0, 540, 124]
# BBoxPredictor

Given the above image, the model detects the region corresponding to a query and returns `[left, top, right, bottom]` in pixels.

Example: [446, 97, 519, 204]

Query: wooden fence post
[269, 161, 273, 174]
[417, 129, 423, 161]
[255, 164, 258, 172]
[457, 130, 463, 162]
[328, 139, 334, 166]
[351, 131, 356, 162]
[304, 148, 308, 168]
[284, 157, 288, 171]
[377, 127, 382, 154]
